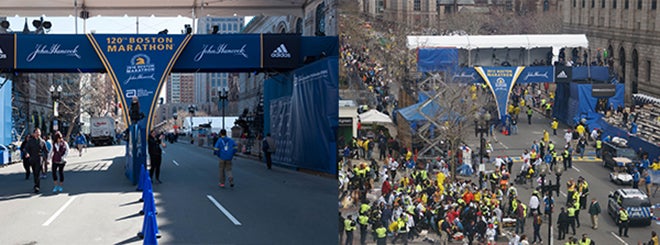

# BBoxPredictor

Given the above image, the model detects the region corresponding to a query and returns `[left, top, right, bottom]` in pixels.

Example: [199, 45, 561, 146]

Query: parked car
[602, 141, 638, 172]
[607, 188, 653, 226]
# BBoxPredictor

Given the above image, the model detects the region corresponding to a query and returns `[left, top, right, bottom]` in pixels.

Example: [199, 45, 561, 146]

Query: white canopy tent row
[358, 109, 397, 138]
[407, 34, 590, 66]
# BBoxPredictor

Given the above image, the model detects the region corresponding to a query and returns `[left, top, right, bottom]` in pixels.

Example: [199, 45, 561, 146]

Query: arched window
[315, 2, 326, 36]
[295, 18, 303, 34]
[632, 49, 639, 93]
[619, 47, 626, 82]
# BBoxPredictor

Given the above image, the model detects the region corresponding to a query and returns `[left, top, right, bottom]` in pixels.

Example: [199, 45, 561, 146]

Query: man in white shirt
[529, 191, 540, 215]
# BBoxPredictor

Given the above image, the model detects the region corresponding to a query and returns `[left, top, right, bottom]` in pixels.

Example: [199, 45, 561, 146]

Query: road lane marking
[572, 166, 581, 172]
[172, 160, 180, 166]
[560, 191, 567, 197]
[610, 232, 629, 245]
[498, 142, 509, 149]
[43, 196, 77, 226]
[206, 195, 242, 226]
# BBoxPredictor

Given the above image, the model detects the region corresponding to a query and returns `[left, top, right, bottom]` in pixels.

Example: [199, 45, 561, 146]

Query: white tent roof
[0, 0, 312, 17]
[407, 34, 589, 50]
[359, 109, 392, 124]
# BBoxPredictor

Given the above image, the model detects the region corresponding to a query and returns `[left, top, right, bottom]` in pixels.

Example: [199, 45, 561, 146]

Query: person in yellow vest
[520, 98, 526, 108]
[345, 215, 357, 245]
[577, 177, 589, 210]
[541, 98, 547, 109]
[374, 223, 387, 245]
[595, 138, 602, 159]
[357, 138, 364, 159]
[576, 124, 585, 139]
[566, 178, 576, 205]
[359, 213, 370, 245]
[617, 207, 629, 237]
[546, 102, 553, 117]
[572, 195, 581, 228]
[651, 159, 660, 170]
[578, 234, 592, 245]
[567, 202, 578, 235]
[551, 118, 559, 135]
[527, 106, 534, 125]
[648, 231, 659, 245]
[543, 130, 550, 144]
[363, 138, 371, 160]
[405, 148, 412, 162]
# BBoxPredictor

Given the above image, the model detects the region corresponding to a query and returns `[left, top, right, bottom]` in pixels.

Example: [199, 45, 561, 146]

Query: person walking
[50, 132, 69, 193]
[588, 198, 600, 230]
[339, 213, 345, 245]
[374, 223, 387, 245]
[647, 231, 659, 245]
[42, 135, 52, 179]
[213, 129, 237, 188]
[558, 207, 569, 240]
[20, 135, 31, 180]
[24, 128, 47, 193]
[148, 130, 166, 183]
[531, 212, 543, 244]
[527, 106, 533, 124]
[344, 215, 357, 245]
[262, 133, 276, 169]
[358, 212, 370, 245]
[617, 207, 629, 237]
[74, 133, 87, 157]
[551, 118, 559, 135]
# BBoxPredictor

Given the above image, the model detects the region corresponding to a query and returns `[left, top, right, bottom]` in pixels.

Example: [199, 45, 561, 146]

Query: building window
[315, 3, 326, 36]
[414, 0, 421, 11]
[613, 0, 617, 8]
[648, 61, 652, 82]
[602, 0, 606, 7]
[582, 0, 586, 7]
[295, 18, 303, 34]
[653, 0, 657, 9]
[592, 0, 596, 7]
[574, 0, 577, 7]
[638, 0, 643, 8]
[625, 0, 629, 8]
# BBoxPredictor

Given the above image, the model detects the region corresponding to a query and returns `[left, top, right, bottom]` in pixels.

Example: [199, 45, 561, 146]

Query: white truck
[90, 117, 115, 146]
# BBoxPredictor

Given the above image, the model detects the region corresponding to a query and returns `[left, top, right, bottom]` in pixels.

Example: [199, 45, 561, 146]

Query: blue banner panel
[0, 34, 14, 70]
[475, 66, 524, 121]
[449, 67, 484, 84]
[417, 48, 458, 73]
[289, 57, 338, 174]
[173, 34, 262, 72]
[15, 34, 103, 72]
[572, 66, 610, 81]
[518, 66, 554, 83]
[262, 34, 301, 69]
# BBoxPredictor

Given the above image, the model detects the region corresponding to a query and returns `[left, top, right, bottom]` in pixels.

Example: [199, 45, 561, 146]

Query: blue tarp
[0, 79, 11, 146]
[417, 48, 458, 73]
[583, 117, 660, 161]
[287, 57, 338, 174]
[553, 82, 624, 127]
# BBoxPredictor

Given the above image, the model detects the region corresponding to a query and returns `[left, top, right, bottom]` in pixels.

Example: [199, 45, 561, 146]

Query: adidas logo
[270, 43, 291, 58]
[0, 47, 5, 59]
[557, 70, 568, 79]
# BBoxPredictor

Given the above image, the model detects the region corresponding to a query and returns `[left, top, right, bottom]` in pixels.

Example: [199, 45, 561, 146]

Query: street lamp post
[475, 111, 491, 167]
[218, 87, 228, 131]
[188, 105, 196, 135]
[49, 84, 62, 134]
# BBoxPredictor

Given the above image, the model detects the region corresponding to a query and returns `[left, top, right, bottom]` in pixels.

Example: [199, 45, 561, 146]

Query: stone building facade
[562, 0, 660, 101]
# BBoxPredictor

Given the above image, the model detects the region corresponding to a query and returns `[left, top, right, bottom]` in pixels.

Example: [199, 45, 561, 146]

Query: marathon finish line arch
[0, 33, 337, 183]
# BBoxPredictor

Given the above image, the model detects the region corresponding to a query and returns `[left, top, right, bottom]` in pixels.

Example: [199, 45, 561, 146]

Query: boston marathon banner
[87, 34, 191, 132]
[15, 34, 104, 72]
[474, 66, 524, 121]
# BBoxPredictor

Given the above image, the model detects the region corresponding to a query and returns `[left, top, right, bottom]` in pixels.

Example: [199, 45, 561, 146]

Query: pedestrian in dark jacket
[588, 198, 601, 229]
[557, 207, 570, 240]
[24, 129, 47, 193]
[20, 135, 31, 180]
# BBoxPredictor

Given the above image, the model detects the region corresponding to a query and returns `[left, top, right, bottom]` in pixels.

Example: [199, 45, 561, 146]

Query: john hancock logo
[124, 54, 156, 85]
[494, 77, 508, 91]
[26, 44, 81, 62]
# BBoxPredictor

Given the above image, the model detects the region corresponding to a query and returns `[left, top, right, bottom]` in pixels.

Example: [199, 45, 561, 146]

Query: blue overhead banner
[475, 66, 524, 121]
[87, 34, 191, 131]
[15, 34, 103, 72]
[173, 34, 261, 72]
[417, 48, 458, 73]
[518, 66, 554, 83]
[261, 34, 302, 69]
[0, 34, 14, 70]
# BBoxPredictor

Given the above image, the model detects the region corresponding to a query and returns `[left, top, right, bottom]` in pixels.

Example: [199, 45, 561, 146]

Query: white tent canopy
[358, 109, 397, 138]
[407, 34, 589, 50]
[0, 0, 311, 17]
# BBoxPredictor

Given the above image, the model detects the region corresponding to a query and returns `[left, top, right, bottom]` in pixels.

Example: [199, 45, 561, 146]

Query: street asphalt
[0, 141, 338, 245]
